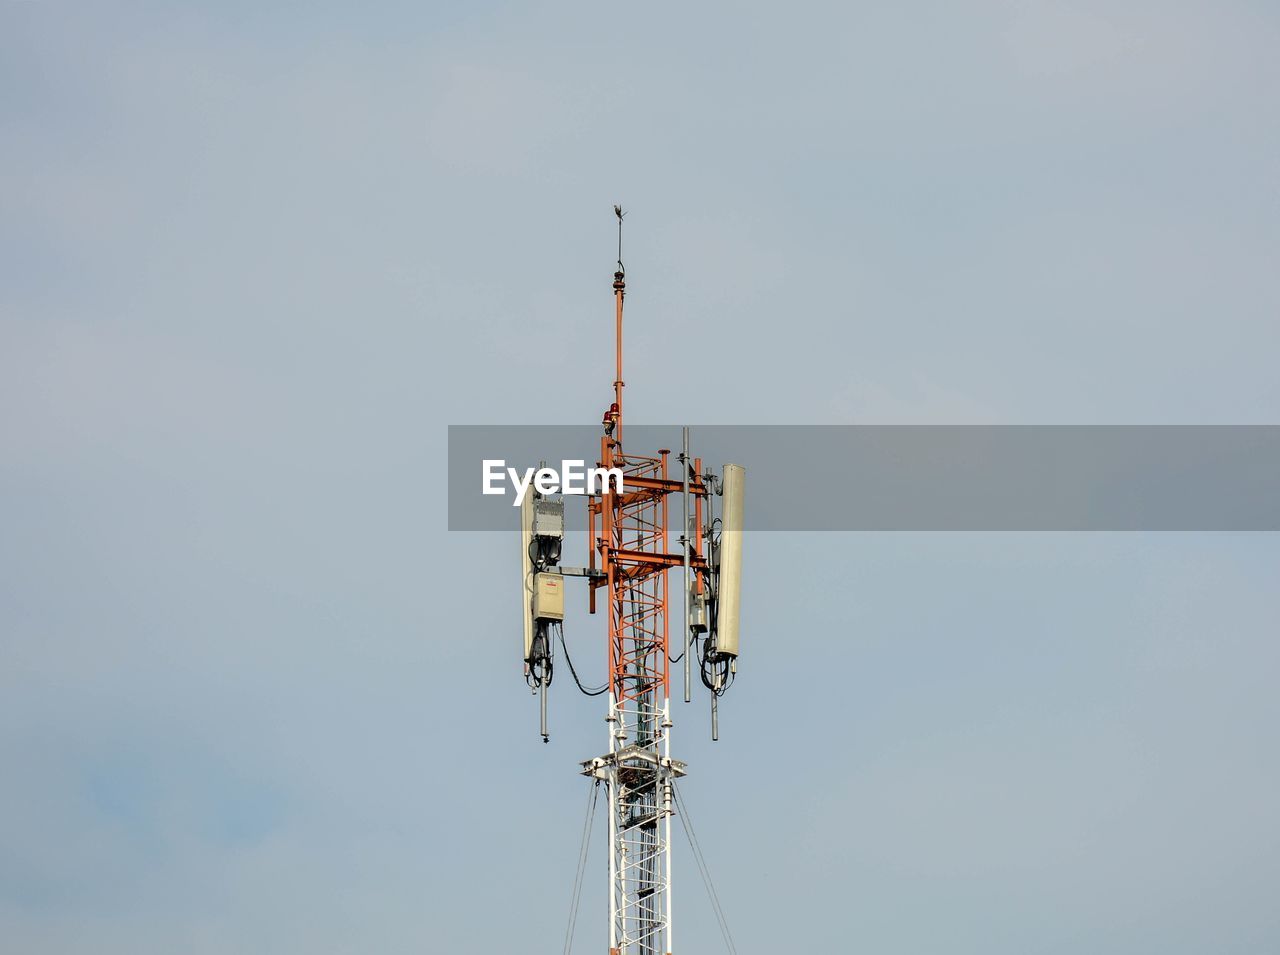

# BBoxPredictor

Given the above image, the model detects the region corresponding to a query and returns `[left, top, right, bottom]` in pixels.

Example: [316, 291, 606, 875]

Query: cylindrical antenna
[541, 679, 549, 743]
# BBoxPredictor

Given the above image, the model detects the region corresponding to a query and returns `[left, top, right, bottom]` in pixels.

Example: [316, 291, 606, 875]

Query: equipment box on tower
[533, 573, 564, 621]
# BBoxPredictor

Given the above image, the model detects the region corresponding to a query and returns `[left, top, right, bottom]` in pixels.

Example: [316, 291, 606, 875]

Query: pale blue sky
[2, 3, 1278, 952]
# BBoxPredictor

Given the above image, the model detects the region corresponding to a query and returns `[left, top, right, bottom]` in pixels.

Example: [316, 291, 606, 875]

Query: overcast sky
[2, 3, 1278, 953]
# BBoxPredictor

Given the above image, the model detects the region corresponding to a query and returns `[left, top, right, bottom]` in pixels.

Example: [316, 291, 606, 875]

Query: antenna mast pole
[613, 206, 626, 445]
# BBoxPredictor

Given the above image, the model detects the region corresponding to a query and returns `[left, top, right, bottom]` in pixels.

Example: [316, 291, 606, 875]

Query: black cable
[669, 627, 695, 665]
[528, 626, 553, 688]
[698, 630, 733, 696]
[557, 623, 608, 696]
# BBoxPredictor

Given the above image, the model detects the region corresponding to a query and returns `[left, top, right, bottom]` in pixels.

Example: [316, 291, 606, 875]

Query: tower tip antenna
[613, 205, 625, 273]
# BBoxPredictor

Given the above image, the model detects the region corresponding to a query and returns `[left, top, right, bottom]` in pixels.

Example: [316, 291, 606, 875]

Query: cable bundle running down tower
[519, 208, 745, 955]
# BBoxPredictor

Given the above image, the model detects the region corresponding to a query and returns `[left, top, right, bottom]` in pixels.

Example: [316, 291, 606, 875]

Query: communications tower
[519, 209, 745, 955]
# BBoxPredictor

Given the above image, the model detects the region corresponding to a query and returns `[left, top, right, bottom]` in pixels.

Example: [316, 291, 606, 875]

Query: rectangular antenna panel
[521, 493, 535, 660]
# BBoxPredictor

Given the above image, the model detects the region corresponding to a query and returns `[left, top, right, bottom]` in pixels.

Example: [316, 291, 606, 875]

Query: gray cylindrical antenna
[541, 679, 549, 743]
[711, 685, 719, 741]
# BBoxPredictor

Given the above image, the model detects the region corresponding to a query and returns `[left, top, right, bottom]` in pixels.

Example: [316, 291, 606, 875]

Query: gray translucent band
[448, 425, 1280, 531]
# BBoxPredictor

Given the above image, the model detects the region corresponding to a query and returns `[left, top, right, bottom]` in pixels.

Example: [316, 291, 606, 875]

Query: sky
[2, 2, 1279, 952]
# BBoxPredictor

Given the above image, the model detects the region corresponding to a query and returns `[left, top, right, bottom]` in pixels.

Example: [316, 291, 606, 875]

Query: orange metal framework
[587, 268, 708, 709]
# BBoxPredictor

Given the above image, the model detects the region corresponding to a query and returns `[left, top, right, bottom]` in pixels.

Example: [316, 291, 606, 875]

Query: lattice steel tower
[520, 208, 744, 955]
